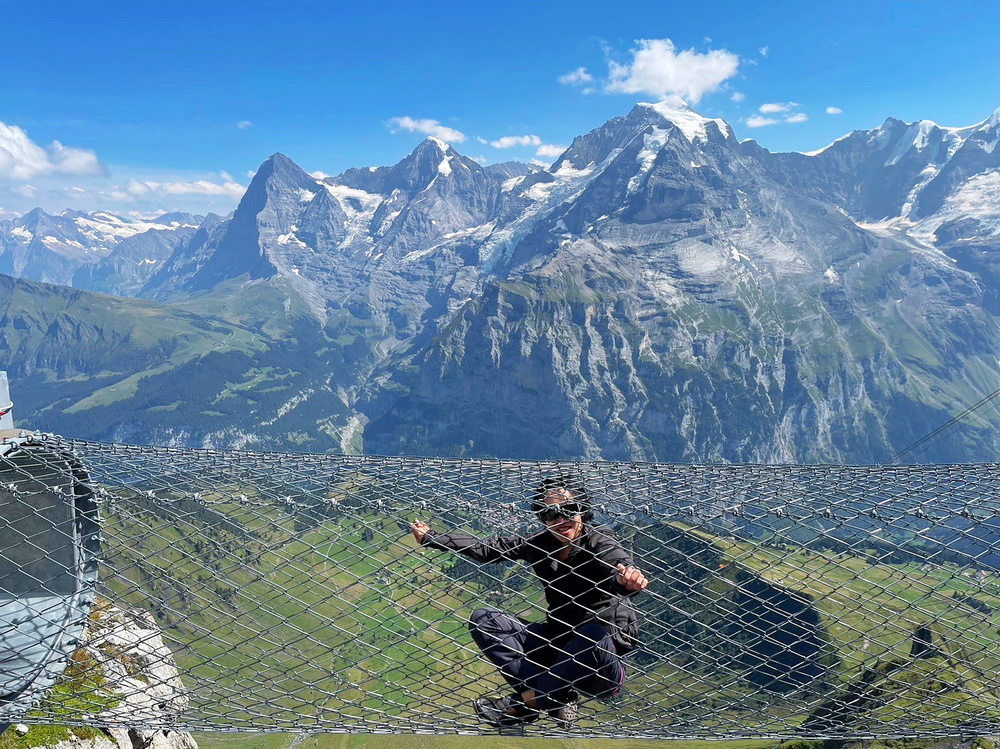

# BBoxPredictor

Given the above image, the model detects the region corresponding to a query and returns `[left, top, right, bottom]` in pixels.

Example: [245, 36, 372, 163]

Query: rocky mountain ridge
[0, 210, 205, 291]
[4, 101, 1000, 462]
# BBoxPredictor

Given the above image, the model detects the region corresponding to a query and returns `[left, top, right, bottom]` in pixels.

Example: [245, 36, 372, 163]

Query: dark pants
[469, 607, 625, 711]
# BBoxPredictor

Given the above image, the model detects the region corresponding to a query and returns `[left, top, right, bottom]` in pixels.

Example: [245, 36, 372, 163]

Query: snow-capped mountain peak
[636, 99, 734, 142]
[10, 101, 1000, 464]
[419, 137, 457, 176]
[425, 136, 450, 151]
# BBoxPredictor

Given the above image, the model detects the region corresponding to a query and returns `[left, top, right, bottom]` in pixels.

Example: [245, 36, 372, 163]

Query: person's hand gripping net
[411, 519, 429, 544]
[616, 563, 649, 592]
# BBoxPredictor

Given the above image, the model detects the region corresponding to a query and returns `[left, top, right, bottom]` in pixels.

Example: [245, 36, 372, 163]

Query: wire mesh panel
[3, 435, 1000, 739]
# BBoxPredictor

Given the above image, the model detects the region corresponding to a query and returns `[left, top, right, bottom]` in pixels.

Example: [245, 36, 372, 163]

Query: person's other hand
[411, 519, 429, 544]
[616, 563, 648, 592]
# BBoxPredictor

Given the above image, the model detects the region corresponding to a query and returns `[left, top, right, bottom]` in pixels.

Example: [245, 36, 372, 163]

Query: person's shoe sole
[549, 701, 578, 730]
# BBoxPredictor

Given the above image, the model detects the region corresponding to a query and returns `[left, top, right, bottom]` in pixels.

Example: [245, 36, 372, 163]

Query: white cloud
[490, 134, 542, 149]
[759, 102, 798, 114]
[120, 172, 246, 200]
[529, 158, 550, 168]
[310, 170, 330, 180]
[746, 115, 779, 128]
[236, 120, 253, 130]
[785, 112, 808, 124]
[64, 186, 86, 195]
[125, 179, 151, 197]
[389, 116, 466, 143]
[731, 91, 746, 103]
[0, 121, 104, 180]
[0, 124, 50, 180]
[14, 184, 38, 198]
[606, 39, 739, 102]
[154, 179, 246, 198]
[826, 106, 843, 115]
[759, 46, 769, 57]
[247, 169, 257, 178]
[476, 136, 488, 144]
[536, 144, 566, 158]
[559, 67, 593, 86]
[48, 140, 103, 176]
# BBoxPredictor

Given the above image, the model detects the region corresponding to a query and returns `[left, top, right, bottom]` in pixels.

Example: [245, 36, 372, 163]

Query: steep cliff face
[361, 103, 1000, 462]
[363, 247, 999, 462]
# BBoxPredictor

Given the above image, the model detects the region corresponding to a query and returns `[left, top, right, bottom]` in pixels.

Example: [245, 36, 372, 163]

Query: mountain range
[3, 100, 1000, 462]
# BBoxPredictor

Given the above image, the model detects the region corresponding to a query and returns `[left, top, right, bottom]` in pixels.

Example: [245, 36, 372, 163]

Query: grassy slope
[0, 273, 266, 419]
[1, 274, 377, 450]
[675, 525, 1000, 731]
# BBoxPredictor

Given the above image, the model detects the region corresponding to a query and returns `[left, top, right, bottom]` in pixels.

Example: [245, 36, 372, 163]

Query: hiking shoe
[474, 694, 538, 727]
[549, 700, 578, 730]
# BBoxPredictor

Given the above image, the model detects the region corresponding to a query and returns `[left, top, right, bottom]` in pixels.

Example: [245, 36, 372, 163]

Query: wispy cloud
[747, 101, 808, 127]
[389, 116, 466, 143]
[0, 121, 105, 180]
[536, 144, 566, 158]
[759, 46, 769, 57]
[826, 106, 843, 115]
[604, 38, 739, 102]
[559, 67, 593, 86]
[490, 135, 542, 149]
[123, 171, 246, 199]
[759, 102, 798, 114]
[236, 120, 253, 130]
[746, 115, 779, 128]
[731, 91, 746, 103]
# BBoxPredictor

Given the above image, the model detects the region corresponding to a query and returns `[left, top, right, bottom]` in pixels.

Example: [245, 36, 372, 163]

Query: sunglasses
[536, 502, 583, 524]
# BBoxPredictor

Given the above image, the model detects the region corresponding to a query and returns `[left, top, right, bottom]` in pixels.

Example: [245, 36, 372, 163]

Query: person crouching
[410, 476, 648, 729]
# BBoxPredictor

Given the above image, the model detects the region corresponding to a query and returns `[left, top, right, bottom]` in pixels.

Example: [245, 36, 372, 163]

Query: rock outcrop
[11, 602, 197, 749]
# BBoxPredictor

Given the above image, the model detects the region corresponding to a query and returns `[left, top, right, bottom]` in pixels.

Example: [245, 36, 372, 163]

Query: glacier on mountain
[5, 101, 1000, 462]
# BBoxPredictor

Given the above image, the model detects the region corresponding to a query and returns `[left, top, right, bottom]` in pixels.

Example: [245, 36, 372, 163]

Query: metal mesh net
[3, 433, 1000, 740]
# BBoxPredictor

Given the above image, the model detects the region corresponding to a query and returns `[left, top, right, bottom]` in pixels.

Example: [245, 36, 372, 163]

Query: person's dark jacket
[421, 524, 640, 653]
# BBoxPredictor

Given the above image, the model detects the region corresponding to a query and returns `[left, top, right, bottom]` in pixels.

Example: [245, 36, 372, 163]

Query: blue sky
[2, 0, 998, 217]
